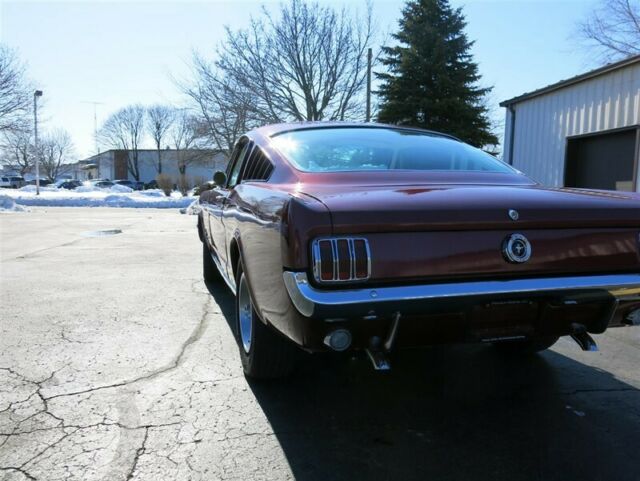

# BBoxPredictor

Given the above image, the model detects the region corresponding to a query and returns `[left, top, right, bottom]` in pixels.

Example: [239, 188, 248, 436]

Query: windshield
[271, 127, 513, 174]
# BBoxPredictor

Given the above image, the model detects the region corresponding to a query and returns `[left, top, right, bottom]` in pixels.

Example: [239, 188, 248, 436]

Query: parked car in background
[54, 179, 83, 190]
[144, 180, 158, 190]
[134, 181, 145, 191]
[198, 122, 640, 380]
[1, 176, 26, 188]
[84, 179, 114, 189]
[25, 178, 53, 187]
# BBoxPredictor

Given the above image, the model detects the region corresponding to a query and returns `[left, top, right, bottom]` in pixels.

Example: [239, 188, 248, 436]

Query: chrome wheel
[238, 275, 252, 354]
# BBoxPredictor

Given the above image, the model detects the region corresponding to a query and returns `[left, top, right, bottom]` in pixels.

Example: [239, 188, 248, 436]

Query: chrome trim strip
[210, 251, 236, 296]
[283, 271, 640, 318]
[312, 241, 322, 284]
[331, 239, 338, 281]
[348, 238, 356, 280]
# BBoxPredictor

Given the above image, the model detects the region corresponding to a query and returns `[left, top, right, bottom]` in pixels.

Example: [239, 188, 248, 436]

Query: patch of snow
[0, 195, 28, 213]
[138, 189, 165, 198]
[19, 185, 58, 193]
[2, 187, 195, 209]
[110, 184, 134, 193]
[74, 184, 133, 194]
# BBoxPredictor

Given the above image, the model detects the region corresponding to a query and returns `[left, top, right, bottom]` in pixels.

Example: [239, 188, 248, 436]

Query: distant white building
[75, 149, 228, 186]
[501, 54, 640, 192]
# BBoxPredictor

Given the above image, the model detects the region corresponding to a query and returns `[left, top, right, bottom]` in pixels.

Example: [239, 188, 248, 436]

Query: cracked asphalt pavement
[1, 207, 639, 481]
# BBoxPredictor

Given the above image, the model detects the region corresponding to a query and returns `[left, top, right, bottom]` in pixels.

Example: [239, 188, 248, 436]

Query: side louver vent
[311, 238, 371, 283]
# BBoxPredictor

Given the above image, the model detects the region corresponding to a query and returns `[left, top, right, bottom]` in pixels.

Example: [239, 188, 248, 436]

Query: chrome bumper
[283, 271, 640, 319]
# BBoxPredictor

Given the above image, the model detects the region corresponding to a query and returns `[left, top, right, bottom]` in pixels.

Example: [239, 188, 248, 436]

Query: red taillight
[353, 239, 369, 278]
[318, 240, 334, 281]
[312, 237, 370, 283]
[337, 239, 351, 280]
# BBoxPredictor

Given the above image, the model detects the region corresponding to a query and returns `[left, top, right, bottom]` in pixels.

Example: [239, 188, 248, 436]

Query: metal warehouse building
[501, 54, 640, 192]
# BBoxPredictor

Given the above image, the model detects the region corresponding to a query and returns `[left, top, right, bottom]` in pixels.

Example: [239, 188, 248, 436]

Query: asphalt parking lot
[1, 207, 639, 481]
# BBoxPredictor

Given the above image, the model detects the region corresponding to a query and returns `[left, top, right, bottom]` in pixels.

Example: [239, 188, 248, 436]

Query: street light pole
[366, 48, 372, 122]
[33, 90, 43, 195]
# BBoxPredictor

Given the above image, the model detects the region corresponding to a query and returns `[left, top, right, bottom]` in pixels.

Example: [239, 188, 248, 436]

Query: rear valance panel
[366, 228, 640, 283]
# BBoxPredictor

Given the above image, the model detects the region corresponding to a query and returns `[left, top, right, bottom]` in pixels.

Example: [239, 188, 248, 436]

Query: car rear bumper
[283, 271, 640, 323]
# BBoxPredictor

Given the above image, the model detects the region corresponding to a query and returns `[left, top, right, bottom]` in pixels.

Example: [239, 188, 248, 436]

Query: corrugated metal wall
[503, 62, 640, 189]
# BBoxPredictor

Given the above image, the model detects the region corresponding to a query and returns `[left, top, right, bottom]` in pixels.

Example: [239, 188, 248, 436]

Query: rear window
[270, 127, 513, 174]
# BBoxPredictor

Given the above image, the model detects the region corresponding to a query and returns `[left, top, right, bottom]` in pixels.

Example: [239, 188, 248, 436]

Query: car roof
[252, 121, 460, 141]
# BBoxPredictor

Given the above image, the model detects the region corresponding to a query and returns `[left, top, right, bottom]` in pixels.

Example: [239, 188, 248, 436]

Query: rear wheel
[202, 242, 221, 283]
[236, 265, 295, 379]
[493, 336, 559, 355]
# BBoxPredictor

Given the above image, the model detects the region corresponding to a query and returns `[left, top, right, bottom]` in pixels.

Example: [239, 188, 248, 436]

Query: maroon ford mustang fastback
[198, 122, 640, 379]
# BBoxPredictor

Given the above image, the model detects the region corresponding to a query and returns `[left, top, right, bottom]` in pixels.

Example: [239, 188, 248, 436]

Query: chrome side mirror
[213, 171, 227, 186]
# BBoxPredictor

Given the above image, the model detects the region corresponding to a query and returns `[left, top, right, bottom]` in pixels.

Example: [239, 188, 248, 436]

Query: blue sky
[0, 0, 599, 158]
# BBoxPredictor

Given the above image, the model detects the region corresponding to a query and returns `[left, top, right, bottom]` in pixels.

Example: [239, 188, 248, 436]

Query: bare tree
[182, 60, 255, 157]
[147, 105, 175, 174]
[98, 105, 145, 180]
[186, 0, 375, 148]
[0, 45, 31, 133]
[39, 129, 75, 181]
[578, 0, 640, 62]
[171, 110, 210, 193]
[0, 127, 33, 175]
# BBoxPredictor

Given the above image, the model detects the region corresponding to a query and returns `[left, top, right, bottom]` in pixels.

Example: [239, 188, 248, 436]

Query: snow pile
[0, 195, 28, 213]
[19, 185, 58, 193]
[75, 184, 133, 193]
[137, 189, 165, 198]
[111, 184, 134, 193]
[2, 186, 195, 209]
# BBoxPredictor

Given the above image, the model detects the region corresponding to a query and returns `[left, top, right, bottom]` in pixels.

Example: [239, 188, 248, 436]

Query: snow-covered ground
[1, 185, 196, 209]
[0, 195, 29, 213]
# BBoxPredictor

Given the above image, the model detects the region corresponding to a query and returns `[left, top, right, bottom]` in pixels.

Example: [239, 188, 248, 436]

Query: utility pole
[81, 101, 104, 154]
[366, 48, 372, 122]
[33, 90, 43, 195]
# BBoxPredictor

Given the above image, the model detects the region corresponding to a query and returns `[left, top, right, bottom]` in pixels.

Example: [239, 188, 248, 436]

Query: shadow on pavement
[205, 280, 640, 481]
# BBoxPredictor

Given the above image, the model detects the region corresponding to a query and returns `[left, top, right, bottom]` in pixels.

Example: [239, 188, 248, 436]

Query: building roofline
[80, 148, 223, 162]
[500, 54, 640, 107]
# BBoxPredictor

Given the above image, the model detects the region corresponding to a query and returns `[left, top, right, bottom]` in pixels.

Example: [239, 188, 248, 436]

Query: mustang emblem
[508, 209, 519, 221]
[503, 233, 532, 264]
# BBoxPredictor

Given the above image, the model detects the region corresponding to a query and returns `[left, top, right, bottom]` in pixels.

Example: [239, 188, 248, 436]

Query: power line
[81, 101, 104, 155]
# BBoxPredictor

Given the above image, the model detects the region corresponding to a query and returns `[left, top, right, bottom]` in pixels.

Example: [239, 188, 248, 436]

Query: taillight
[312, 238, 370, 283]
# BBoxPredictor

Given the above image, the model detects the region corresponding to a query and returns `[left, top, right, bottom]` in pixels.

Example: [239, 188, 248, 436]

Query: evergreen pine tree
[376, 0, 498, 148]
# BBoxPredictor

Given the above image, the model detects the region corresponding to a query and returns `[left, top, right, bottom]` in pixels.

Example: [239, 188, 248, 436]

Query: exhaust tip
[625, 308, 640, 326]
[324, 329, 352, 352]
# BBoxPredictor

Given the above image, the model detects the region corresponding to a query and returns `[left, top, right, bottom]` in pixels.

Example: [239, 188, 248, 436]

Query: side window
[239, 147, 274, 183]
[228, 141, 252, 188]
[225, 141, 244, 179]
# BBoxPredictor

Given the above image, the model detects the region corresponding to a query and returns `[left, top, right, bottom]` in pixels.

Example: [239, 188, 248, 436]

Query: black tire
[197, 216, 205, 242]
[235, 265, 295, 380]
[202, 241, 221, 283]
[493, 336, 559, 355]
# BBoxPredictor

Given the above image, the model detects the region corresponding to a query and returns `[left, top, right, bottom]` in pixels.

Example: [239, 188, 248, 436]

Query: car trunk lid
[299, 182, 640, 282]
[300, 183, 640, 232]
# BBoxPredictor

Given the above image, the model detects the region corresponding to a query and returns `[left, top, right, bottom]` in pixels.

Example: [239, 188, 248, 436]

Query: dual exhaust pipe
[323, 308, 640, 368]
[324, 312, 401, 371]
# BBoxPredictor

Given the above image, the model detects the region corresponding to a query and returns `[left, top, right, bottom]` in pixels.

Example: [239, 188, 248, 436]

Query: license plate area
[470, 299, 538, 341]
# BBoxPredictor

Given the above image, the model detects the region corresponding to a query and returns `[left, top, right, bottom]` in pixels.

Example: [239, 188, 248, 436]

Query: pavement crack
[561, 387, 639, 395]
[126, 427, 149, 480]
[0, 466, 37, 480]
[8, 238, 87, 261]
[42, 296, 213, 401]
